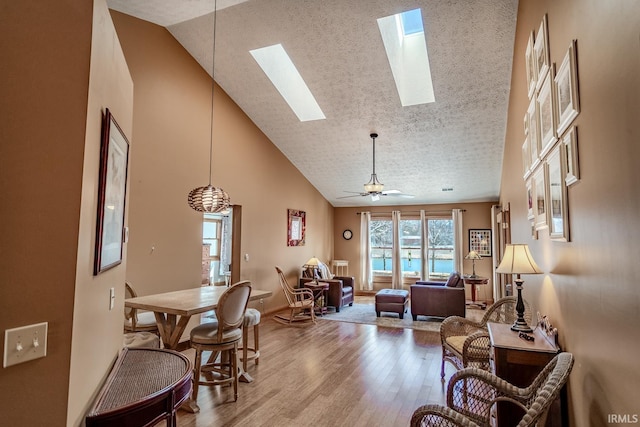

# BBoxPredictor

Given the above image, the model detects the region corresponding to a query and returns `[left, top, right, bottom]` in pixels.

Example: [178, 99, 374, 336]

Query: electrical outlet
[4, 322, 48, 368]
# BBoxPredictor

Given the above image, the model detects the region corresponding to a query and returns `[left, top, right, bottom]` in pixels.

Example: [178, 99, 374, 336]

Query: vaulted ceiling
[108, 0, 518, 207]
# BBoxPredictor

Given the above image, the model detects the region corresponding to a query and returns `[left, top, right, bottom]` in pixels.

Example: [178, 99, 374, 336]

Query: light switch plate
[4, 322, 48, 368]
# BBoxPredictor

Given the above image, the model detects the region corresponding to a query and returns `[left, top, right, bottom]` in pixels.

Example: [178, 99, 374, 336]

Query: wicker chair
[410, 352, 574, 427]
[274, 266, 316, 325]
[440, 296, 532, 378]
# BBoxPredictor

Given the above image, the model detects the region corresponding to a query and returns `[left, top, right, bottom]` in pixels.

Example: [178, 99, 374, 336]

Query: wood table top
[125, 286, 272, 317]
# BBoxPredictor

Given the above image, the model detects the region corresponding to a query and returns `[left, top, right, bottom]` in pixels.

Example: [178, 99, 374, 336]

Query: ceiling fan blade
[381, 190, 415, 198]
[336, 194, 366, 199]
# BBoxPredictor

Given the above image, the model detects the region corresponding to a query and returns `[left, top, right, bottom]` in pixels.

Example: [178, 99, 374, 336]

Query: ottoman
[375, 289, 409, 319]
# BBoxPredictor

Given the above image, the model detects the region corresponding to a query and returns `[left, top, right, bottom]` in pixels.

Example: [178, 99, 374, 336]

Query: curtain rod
[356, 209, 465, 215]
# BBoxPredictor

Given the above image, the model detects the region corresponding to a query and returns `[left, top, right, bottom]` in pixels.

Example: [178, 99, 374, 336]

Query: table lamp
[303, 257, 321, 280]
[496, 244, 542, 332]
[465, 250, 482, 277]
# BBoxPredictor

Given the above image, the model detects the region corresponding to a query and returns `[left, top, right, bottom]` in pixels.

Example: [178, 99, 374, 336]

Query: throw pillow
[446, 272, 460, 287]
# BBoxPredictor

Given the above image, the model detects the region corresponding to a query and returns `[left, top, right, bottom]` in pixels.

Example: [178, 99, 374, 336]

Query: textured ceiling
[108, 0, 518, 207]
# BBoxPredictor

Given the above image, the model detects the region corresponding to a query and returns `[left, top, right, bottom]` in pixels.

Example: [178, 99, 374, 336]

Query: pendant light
[187, 0, 230, 213]
[363, 133, 384, 193]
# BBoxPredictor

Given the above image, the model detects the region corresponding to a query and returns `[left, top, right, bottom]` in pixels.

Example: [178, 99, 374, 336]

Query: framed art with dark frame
[94, 109, 130, 275]
[287, 209, 306, 246]
[469, 229, 492, 257]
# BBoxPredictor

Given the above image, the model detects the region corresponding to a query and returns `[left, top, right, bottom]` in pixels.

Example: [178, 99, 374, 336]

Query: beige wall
[334, 202, 496, 301]
[110, 11, 334, 317]
[0, 2, 99, 426]
[67, 1, 135, 425]
[501, 1, 640, 425]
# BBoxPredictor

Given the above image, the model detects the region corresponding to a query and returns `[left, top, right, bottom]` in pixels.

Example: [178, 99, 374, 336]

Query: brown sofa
[410, 272, 465, 320]
[299, 276, 354, 312]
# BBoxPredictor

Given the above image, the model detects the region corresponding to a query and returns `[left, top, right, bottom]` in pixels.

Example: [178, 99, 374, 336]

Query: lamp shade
[496, 244, 542, 275]
[187, 185, 230, 213]
[465, 250, 482, 260]
[303, 257, 321, 267]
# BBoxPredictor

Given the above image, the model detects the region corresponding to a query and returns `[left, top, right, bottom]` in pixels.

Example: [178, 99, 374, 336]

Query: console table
[487, 323, 562, 426]
[86, 348, 191, 427]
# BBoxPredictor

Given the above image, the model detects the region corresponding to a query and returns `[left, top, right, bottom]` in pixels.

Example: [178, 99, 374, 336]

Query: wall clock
[342, 229, 353, 240]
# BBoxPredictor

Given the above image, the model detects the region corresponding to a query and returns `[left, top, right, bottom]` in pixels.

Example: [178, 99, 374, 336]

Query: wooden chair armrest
[410, 404, 481, 427]
[291, 288, 314, 301]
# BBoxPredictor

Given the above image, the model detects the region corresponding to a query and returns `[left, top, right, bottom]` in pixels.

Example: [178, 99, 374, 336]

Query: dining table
[125, 285, 272, 412]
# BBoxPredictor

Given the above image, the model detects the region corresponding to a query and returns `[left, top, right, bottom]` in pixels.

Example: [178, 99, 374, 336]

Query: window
[370, 216, 454, 280]
[426, 218, 454, 279]
[203, 215, 222, 285]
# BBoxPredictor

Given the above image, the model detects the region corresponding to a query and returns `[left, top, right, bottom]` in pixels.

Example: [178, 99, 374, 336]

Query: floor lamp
[496, 244, 542, 332]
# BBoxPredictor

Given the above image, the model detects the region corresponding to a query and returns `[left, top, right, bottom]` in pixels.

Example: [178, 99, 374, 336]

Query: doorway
[201, 205, 242, 286]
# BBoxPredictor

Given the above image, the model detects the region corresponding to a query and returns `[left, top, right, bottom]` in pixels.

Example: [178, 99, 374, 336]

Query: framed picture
[537, 66, 557, 158]
[94, 109, 130, 275]
[562, 126, 580, 186]
[534, 14, 550, 91]
[533, 166, 548, 230]
[555, 40, 580, 136]
[525, 30, 537, 99]
[528, 97, 540, 169]
[526, 178, 535, 220]
[547, 145, 569, 241]
[469, 229, 492, 257]
[287, 209, 306, 246]
[522, 136, 531, 178]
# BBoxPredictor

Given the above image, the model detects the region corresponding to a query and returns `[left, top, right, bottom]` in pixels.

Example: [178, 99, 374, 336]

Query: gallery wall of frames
[522, 14, 580, 242]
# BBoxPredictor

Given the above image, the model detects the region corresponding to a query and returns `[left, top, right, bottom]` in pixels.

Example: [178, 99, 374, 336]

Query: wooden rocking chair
[274, 266, 316, 325]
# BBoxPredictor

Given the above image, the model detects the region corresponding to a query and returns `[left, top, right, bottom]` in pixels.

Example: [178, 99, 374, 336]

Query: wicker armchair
[440, 296, 532, 378]
[410, 352, 573, 427]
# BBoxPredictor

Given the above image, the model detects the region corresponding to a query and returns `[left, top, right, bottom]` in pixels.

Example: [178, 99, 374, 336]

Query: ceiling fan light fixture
[364, 173, 384, 193]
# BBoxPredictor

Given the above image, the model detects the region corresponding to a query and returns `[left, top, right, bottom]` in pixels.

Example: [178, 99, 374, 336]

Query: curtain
[452, 209, 464, 274]
[420, 210, 429, 280]
[391, 210, 402, 289]
[359, 212, 372, 290]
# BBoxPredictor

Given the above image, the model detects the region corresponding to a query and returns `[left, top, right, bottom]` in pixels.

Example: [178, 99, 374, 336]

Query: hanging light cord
[208, 0, 218, 186]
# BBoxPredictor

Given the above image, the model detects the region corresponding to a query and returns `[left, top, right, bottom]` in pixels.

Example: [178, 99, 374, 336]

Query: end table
[302, 281, 329, 316]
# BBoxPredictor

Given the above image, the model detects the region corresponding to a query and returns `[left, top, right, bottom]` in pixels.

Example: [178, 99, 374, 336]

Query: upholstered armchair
[410, 272, 465, 320]
[300, 275, 354, 312]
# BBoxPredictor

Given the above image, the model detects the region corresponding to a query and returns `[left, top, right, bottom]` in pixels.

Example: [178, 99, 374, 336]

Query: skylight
[377, 8, 435, 106]
[250, 44, 326, 122]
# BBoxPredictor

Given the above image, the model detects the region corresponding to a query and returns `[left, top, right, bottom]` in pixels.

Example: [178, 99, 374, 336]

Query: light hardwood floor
[177, 314, 456, 426]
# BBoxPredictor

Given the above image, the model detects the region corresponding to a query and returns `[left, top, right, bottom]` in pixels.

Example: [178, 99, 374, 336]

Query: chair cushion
[243, 308, 261, 326]
[446, 272, 461, 287]
[190, 320, 243, 345]
[124, 310, 157, 329]
[123, 332, 159, 349]
[445, 335, 466, 353]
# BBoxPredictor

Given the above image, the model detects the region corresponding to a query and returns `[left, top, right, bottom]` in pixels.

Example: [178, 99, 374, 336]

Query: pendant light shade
[187, 184, 230, 213]
[187, 0, 230, 213]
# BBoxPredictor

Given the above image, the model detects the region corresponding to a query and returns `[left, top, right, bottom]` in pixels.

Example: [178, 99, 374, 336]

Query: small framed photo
[562, 126, 580, 186]
[469, 229, 492, 257]
[522, 136, 532, 179]
[94, 109, 130, 275]
[537, 66, 557, 158]
[525, 31, 537, 99]
[526, 178, 535, 220]
[547, 145, 569, 241]
[555, 40, 580, 136]
[528, 97, 541, 169]
[534, 14, 550, 91]
[533, 166, 548, 231]
[287, 209, 306, 246]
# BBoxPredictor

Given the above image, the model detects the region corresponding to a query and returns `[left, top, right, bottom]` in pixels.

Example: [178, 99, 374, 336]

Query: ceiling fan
[338, 133, 415, 201]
